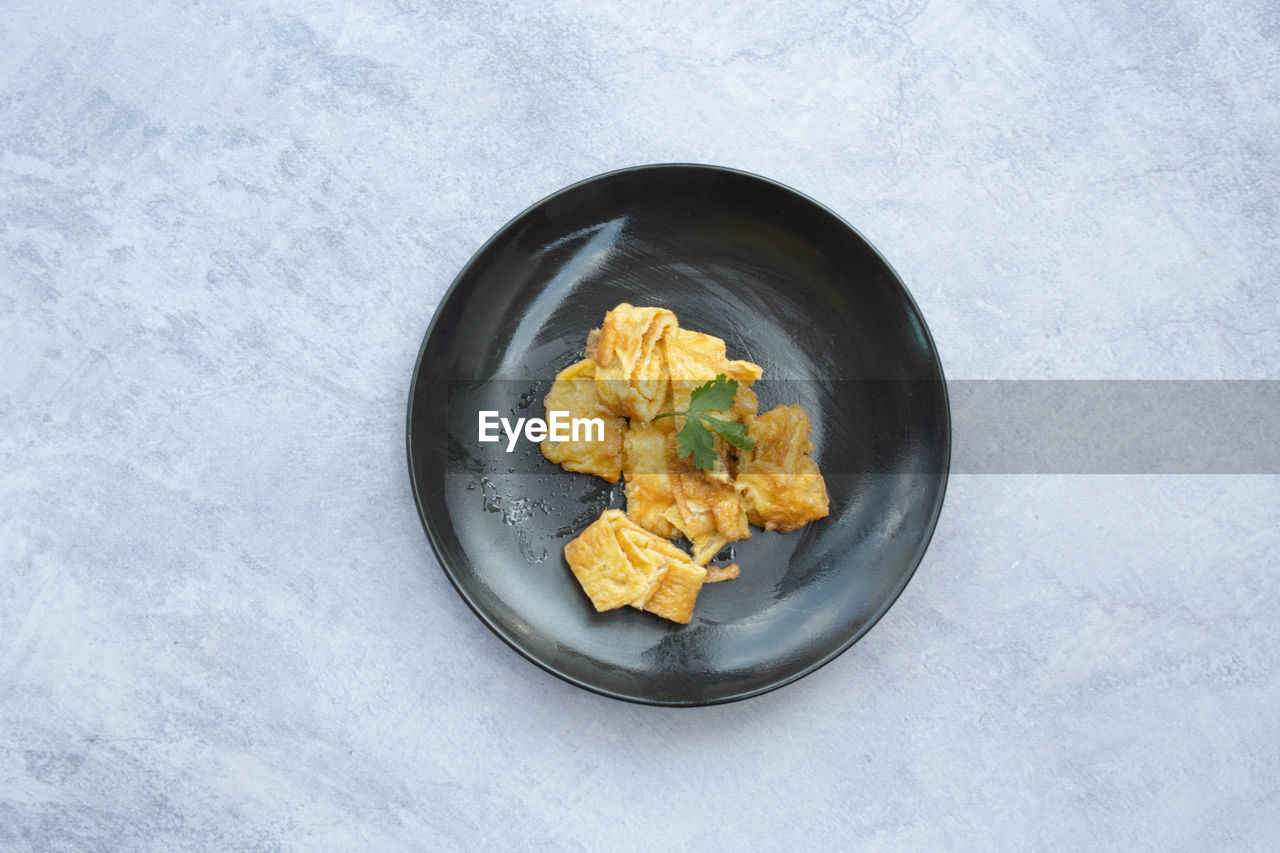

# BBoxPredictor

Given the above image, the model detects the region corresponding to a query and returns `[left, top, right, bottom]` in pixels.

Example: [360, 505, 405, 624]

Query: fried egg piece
[735, 405, 830, 532]
[540, 358, 627, 482]
[623, 421, 750, 565]
[563, 509, 708, 623]
[622, 420, 678, 539]
[592, 303, 678, 421]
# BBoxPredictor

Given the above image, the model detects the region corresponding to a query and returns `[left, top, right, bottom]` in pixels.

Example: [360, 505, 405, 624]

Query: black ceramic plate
[407, 164, 949, 705]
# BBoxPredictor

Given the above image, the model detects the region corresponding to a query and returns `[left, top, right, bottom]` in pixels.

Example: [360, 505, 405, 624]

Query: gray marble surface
[2, 0, 1278, 849]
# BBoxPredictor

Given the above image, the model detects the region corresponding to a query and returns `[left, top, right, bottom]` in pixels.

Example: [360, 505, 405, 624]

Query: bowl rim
[405, 162, 952, 706]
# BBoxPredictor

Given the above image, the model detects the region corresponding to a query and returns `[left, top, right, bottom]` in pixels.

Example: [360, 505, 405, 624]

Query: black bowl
[407, 164, 949, 705]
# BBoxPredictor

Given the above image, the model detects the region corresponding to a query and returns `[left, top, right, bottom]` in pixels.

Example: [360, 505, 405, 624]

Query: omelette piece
[635, 546, 707, 624]
[735, 405, 830, 532]
[593, 303, 678, 421]
[563, 509, 708, 623]
[614, 523, 708, 623]
[540, 359, 627, 482]
[623, 421, 750, 565]
[704, 563, 740, 583]
[564, 510, 669, 611]
[662, 329, 764, 423]
[665, 457, 751, 565]
[726, 359, 763, 384]
[725, 359, 763, 424]
[622, 421, 678, 538]
[664, 327, 728, 384]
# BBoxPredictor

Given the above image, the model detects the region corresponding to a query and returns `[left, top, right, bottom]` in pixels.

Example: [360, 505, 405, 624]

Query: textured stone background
[2, 1, 1278, 849]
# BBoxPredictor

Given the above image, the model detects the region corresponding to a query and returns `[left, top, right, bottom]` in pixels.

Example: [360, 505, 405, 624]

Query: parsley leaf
[687, 373, 739, 415]
[702, 416, 752, 447]
[654, 374, 757, 470]
[674, 416, 717, 470]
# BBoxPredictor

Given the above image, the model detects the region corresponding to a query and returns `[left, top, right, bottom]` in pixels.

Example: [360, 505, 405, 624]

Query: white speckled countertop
[2, 1, 1278, 849]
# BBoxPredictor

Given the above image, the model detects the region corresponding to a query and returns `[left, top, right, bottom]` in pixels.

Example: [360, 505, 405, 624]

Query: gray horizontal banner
[951, 380, 1280, 474]
[444, 379, 1280, 474]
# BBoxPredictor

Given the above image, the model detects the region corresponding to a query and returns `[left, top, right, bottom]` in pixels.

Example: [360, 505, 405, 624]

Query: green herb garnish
[653, 374, 756, 470]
